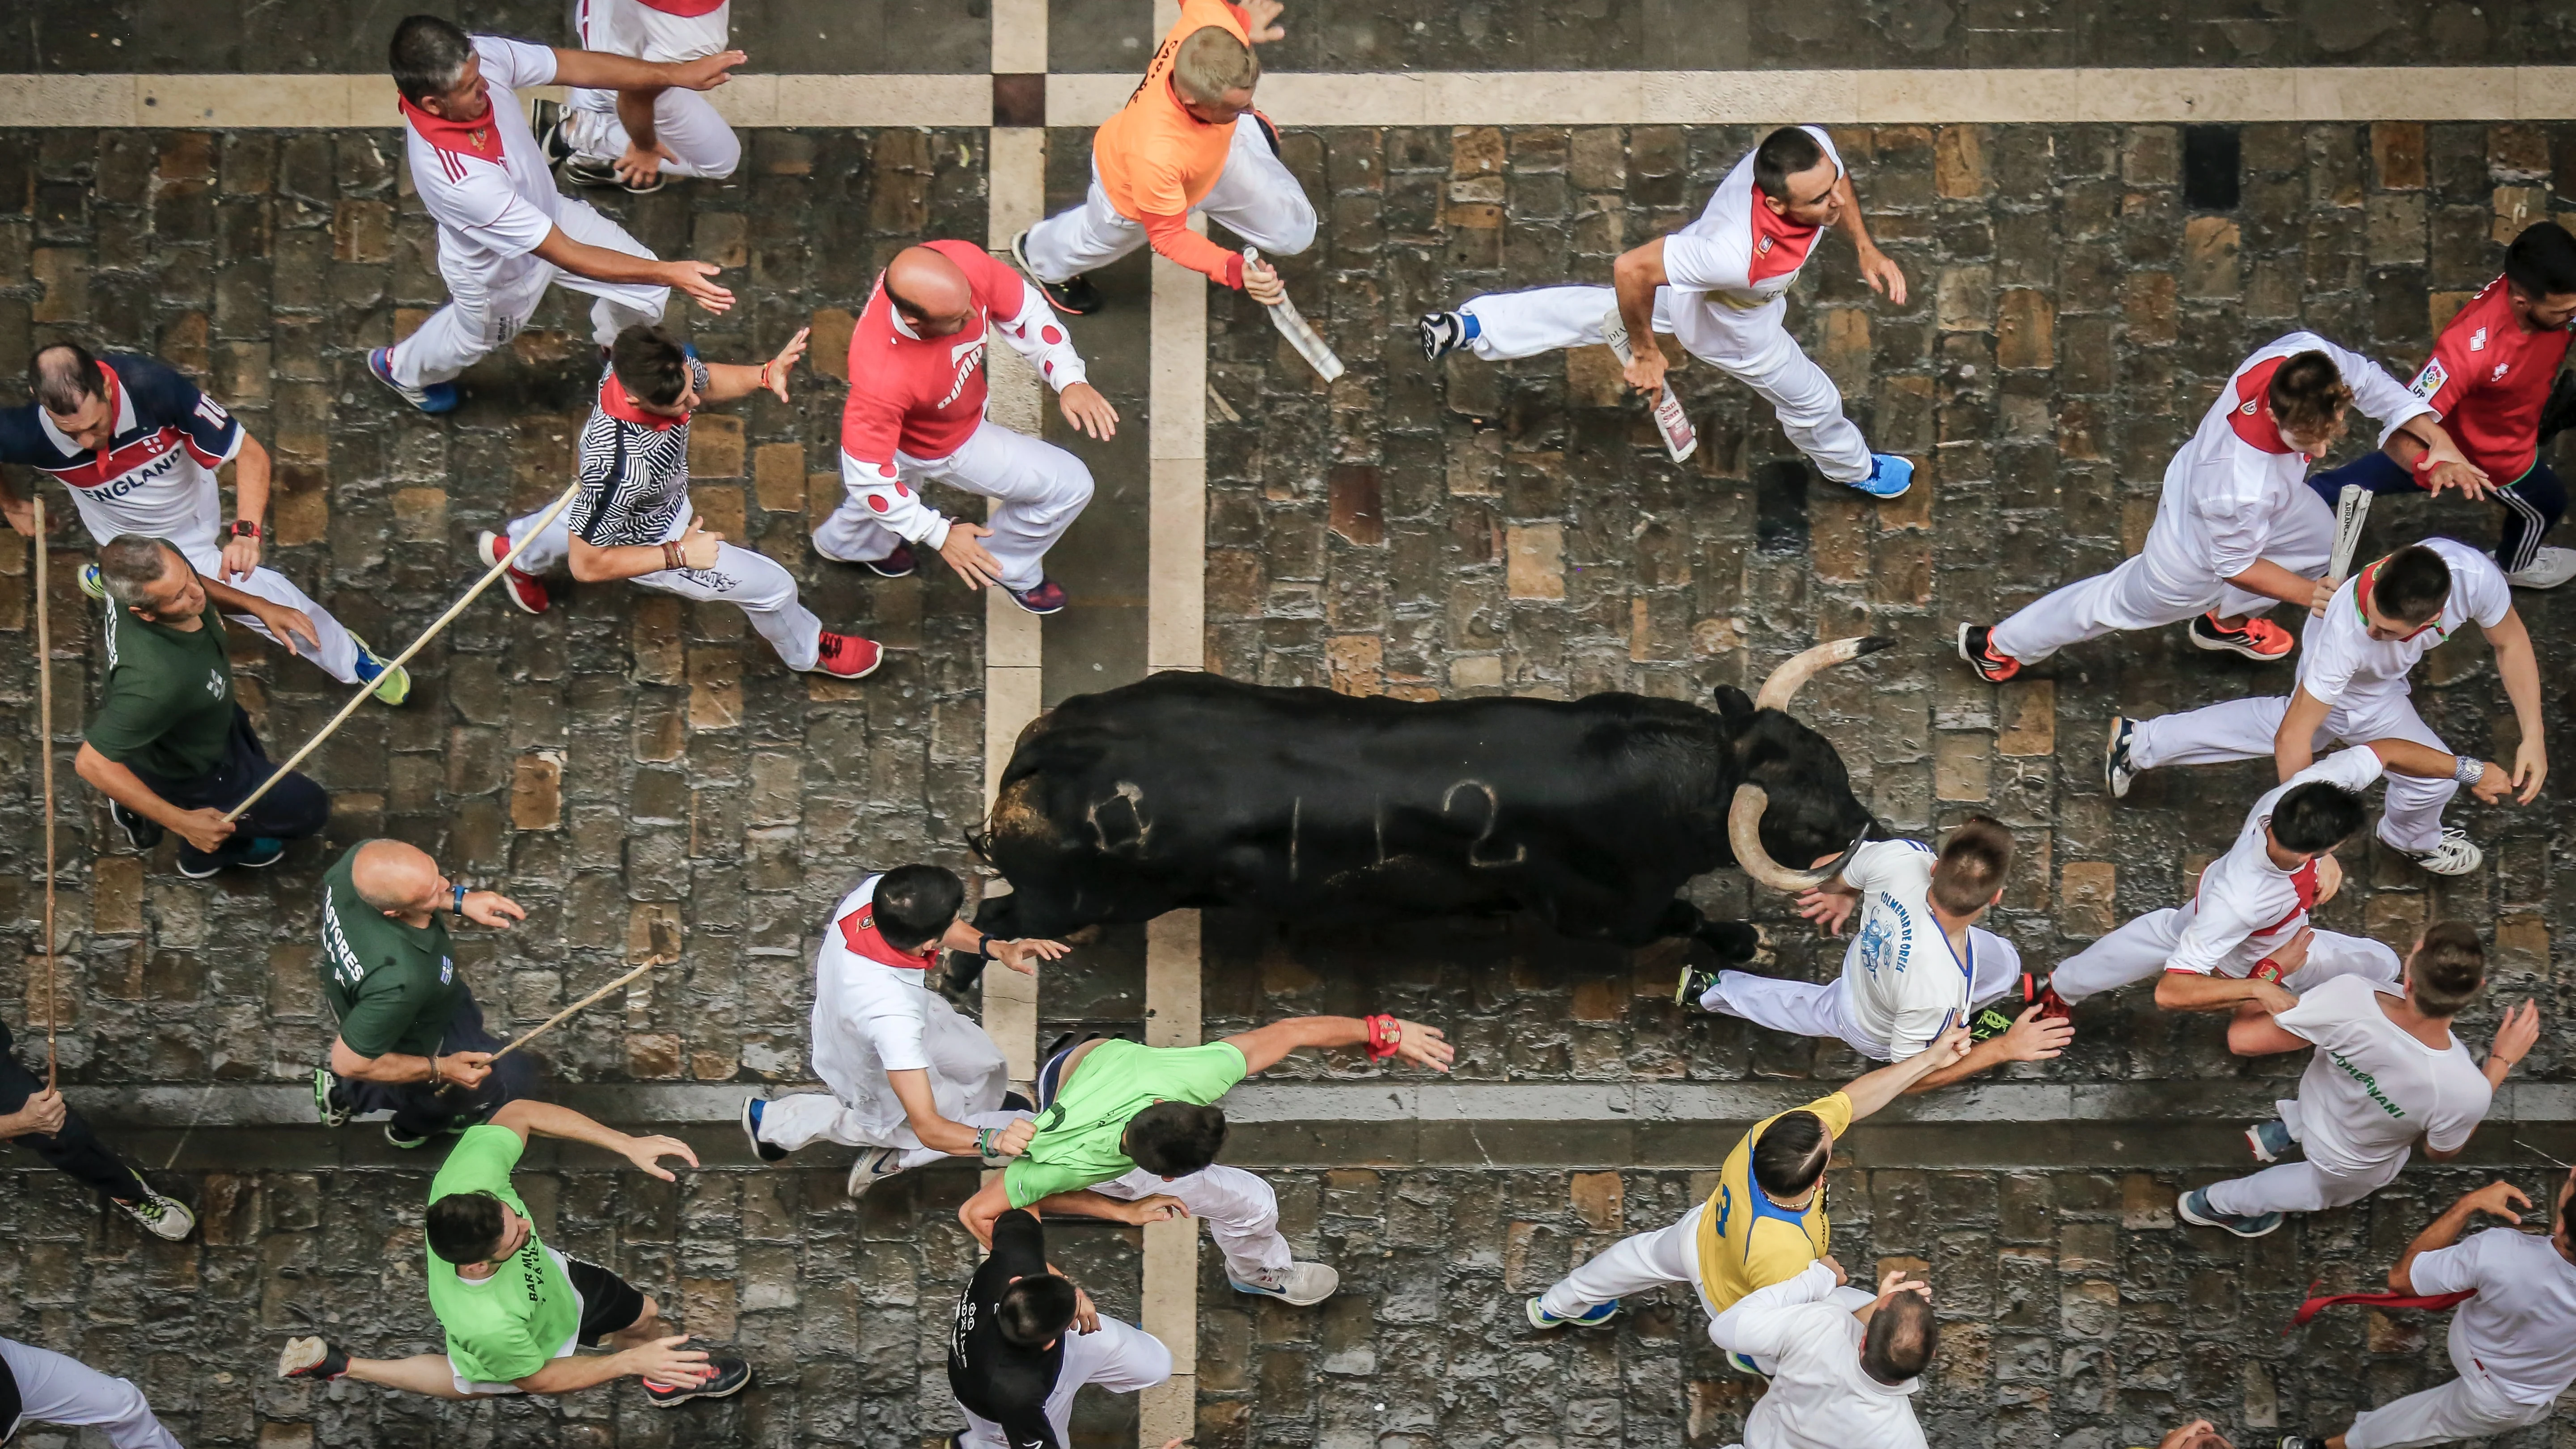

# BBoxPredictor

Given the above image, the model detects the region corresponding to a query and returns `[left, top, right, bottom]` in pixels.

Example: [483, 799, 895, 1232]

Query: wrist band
[452, 882, 467, 914]
[2454, 754, 2487, 785]
[976, 1127, 1006, 1163]
[427, 1056, 442, 1087]
[662, 541, 685, 572]
[228, 519, 261, 539]
[976, 932, 996, 961]
[1363, 1013, 1402, 1061]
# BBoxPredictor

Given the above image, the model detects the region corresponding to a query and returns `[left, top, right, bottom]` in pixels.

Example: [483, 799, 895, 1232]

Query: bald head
[352, 839, 441, 915]
[883, 246, 976, 338]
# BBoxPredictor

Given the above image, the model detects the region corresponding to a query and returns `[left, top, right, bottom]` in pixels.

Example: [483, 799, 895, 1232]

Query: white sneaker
[2505, 546, 2576, 589]
[115, 1190, 196, 1241]
[2404, 827, 2483, 877]
[1230, 1261, 1339, 1306]
[846, 1146, 908, 1199]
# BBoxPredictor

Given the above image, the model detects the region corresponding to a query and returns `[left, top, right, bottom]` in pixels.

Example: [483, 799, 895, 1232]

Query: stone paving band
[4, 4, 2576, 1449]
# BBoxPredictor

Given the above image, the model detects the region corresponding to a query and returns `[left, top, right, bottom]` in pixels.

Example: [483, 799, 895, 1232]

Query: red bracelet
[1363, 1013, 1401, 1060]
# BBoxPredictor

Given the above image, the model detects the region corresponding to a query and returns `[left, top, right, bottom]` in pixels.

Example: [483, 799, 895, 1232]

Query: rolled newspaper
[1244, 247, 1344, 383]
[1601, 306, 1696, 463]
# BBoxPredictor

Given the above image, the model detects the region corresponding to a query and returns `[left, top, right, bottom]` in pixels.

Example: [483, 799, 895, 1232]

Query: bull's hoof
[1701, 920, 1763, 963]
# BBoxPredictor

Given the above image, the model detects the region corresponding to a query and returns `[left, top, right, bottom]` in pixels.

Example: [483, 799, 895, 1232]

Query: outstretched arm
[2483, 609, 2546, 803]
[1905, 1006, 2071, 1092]
[1217, 1015, 1452, 1076]
[1610, 237, 1671, 395]
[1841, 1025, 1970, 1120]
[1833, 170, 1906, 304]
[487, 1100, 698, 1181]
[2390, 1181, 2527, 1293]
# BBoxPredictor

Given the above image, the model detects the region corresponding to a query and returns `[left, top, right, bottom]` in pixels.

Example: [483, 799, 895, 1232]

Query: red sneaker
[2189, 612, 2293, 660]
[476, 530, 549, 615]
[813, 632, 883, 679]
[1956, 623, 2021, 682]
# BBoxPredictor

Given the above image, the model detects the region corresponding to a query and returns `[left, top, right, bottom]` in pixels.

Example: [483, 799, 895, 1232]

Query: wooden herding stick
[33, 496, 55, 1088]
[489, 919, 682, 1066]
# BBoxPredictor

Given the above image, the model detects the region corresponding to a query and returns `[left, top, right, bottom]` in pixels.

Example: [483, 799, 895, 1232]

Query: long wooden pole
[221, 475, 586, 824]
[33, 496, 55, 1088]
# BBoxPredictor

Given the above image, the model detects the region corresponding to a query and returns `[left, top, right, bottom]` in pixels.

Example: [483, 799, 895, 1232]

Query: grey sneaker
[2504, 546, 2576, 589]
[2245, 1118, 2296, 1163]
[2104, 715, 2139, 799]
[114, 1189, 196, 1241]
[2404, 828, 2483, 877]
[846, 1145, 907, 1199]
[1230, 1261, 1339, 1306]
[2177, 1187, 2282, 1239]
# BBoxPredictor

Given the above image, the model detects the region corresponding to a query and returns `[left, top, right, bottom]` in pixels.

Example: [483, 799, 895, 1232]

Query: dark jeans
[118, 705, 330, 873]
[2308, 449, 2567, 574]
[327, 978, 537, 1138]
[0, 1019, 151, 1203]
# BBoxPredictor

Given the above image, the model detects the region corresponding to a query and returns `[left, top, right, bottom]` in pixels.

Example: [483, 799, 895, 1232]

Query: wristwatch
[228, 519, 261, 539]
[452, 882, 468, 915]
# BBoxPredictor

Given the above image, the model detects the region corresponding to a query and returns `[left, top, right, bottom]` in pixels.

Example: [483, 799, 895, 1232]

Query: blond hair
[1173, 25, 1258, 103]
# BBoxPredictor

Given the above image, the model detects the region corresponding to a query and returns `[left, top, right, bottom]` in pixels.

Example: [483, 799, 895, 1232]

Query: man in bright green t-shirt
[959, 1012, 1453, 1308]
[274, 1099, 752, 1407]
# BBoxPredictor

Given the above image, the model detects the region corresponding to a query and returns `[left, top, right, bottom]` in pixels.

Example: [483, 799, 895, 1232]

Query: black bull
[961, 638, 1893, 980]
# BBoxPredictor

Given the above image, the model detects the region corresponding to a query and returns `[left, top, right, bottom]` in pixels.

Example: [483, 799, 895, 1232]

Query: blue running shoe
[1726, 1351, 1772, 1380]
[1525, 1297, 1619, 1330]
[368, 347, 458, 414]
[2245, 1119, 2297, 1163]
[2177, 1187, 2282, 1239]
[1848, 453, 1914, 498]
[350, 634, 410, 705]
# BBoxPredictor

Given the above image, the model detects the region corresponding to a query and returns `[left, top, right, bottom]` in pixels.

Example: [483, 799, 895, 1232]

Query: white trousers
[2129, 691, 2456, 854]
[504, 504, 825, 671]
[813, 420, 1094, 592]
[0, 1338, 184, 1449]
[2202, 1149, 2407, 1219]
[1455, 284, 1873, 484]
[176, 539, 363, 684]
[1537, 1202, 1724, 1340]
[566, 0, 740, 179]
[1704, 933, 2022, 1062]
[391, 197, 669, 386]
[2344, 1356, 2555, 1449]
[1089, 1163, 1294, 1284]
[1018, 119, 1317, 280]
[755, 1097, 1027, 1172]
[2048, 905, 2402, 1004]
[1989, 496, 2334, 662]
[954, 1313, 1173, 1449]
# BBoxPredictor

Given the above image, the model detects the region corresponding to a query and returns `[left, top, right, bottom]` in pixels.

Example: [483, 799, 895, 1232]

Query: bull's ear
[1711, 685, 1755, 721]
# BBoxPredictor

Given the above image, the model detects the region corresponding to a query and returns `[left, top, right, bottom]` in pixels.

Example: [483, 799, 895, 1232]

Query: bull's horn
[1753, 636, 1894, 713]
[1728, 784, 1854, 894]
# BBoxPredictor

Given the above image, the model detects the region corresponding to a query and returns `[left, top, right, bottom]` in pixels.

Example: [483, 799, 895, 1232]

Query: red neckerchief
[597, 374, 688, 431]
[2227, 356, 2301, 456]
[399, 94, 505, 161]
[2351, 555, 2442, 641]
[2229, 856, 2321, 970]
[2286, 1283, 2473, 1332]
[837, 905, 938, 970]
[1747, 183, 1823, 284]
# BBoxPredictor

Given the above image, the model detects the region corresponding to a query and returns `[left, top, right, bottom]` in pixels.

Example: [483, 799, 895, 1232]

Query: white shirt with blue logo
[1836, 840, 2014, 1060]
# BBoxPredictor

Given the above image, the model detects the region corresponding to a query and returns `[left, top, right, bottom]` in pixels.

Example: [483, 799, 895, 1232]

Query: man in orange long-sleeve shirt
[1010, 0, 1307, 314]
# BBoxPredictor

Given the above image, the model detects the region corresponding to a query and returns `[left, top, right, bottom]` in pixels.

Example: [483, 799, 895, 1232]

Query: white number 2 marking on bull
[1441, 779, 1526, 868]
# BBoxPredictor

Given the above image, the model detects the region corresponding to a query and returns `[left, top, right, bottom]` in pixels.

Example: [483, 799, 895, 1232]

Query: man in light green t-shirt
[960, 1012, 1453, 1308]
[273, 1099, 752, 1407]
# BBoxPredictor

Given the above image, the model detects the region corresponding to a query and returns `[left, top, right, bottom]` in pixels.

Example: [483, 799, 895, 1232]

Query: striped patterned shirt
[566, 356, 712, 548]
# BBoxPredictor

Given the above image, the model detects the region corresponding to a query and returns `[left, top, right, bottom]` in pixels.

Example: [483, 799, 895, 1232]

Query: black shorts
[564, 1256, 646, 1345]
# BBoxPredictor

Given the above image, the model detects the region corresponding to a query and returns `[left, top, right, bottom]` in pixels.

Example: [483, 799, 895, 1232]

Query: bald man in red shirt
[813, 242, 1115, 615]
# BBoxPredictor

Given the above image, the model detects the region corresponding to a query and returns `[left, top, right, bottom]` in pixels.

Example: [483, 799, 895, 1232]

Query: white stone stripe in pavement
[10, 66, 2576, 129]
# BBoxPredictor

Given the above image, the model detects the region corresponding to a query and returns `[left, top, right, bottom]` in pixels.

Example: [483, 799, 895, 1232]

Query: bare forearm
[229, 433, 271, 523]
[2391, 1201, 2479, 1291]
[1905, 1038, 2008, 1093]
[1845, 1051, 1949, 1118]
[2367, 737, 2470, 782]
[198, 570, 275, 615]
[344, 1051, 435, 1085]
[533, 229, 670, 288]
[508, 1100, 634, 1157]
[696, 361, 769, 407]
[515, 1351, 641, 1395]
[74, 747, 186, 828]
[2222, 559, 2317, 610]
[1833, 174, 1876, 253]
[2494, 632, 2543, 743]
[549, 49, 682, 93]
[1611, 242, 1665, 347]
[569, 539, 683, 583]
[2155, 974, 2262, 1013]
[616, 87, 664, 153]
[1025, 1190, 1138, 1223]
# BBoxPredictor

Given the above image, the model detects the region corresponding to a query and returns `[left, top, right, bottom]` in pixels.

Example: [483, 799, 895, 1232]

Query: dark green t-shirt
[319, 843, 462, 1059]
[85, 598, 234, 780]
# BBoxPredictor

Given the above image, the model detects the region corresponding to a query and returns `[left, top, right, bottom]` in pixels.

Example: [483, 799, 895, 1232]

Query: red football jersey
[2406, 275, 2572, 483]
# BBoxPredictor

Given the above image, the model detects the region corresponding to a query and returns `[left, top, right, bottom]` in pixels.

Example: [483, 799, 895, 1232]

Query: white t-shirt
[2166, 748, 2385, 979]
[2272, 974, 2491, 1174]
[2409, 1227, 2576, 1406]
[806, 874, 1008, 1140]
[403, 37, 566, 274]
[2299, 536, 2512, 709]
[1661, 125, 1844, 309]
[1711, 1261, 1928, 1449]
[2141, 332, 2433, 586]
[1836, 839, 1994, 1059]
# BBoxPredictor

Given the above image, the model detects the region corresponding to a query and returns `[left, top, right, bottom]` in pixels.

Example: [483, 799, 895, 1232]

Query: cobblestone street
[4, 9, 2576, 1449]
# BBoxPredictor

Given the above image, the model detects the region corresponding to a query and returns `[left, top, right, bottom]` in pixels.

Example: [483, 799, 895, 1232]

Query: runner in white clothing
[0, 1337, 184, 1449]
[741, 865, 1069, 1198]
[1420, 125, 1916, 499]
[540, 0, 742, 193]
[2109, 537, 2546, 877]
[369, 17, 742, 414]
[1707, 1260, 1933, 1449]
[1961, 333, 2485, 681]
[1679, 820, 2073, 1085]
[2042, 741, 2513, 1016]
[2177, 924, 2538, 1238]
[2279, 1174, 2576, 1449]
